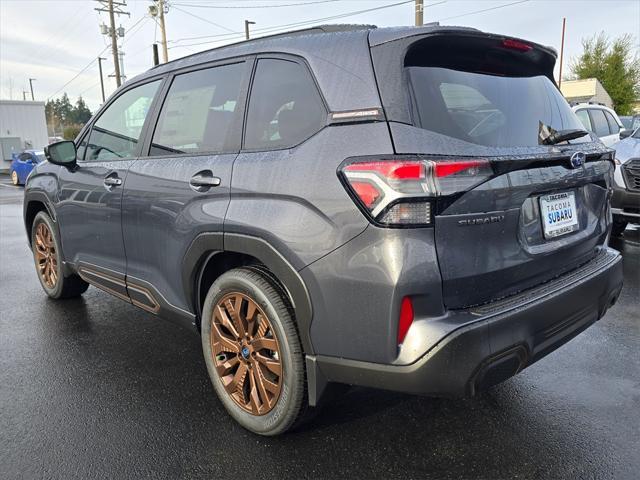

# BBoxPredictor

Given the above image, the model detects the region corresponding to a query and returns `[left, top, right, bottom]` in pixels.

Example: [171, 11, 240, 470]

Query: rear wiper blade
[542, 128, 590, 145]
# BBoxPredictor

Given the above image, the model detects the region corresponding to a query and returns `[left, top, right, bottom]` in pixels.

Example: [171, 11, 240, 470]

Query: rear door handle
[104, 174, 122, 187]
[189, 171, 221, 191]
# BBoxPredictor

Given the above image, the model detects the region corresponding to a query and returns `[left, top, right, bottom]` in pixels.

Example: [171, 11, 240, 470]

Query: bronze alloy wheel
[34, 222, 58, 289]
[210, 292, 283, 415]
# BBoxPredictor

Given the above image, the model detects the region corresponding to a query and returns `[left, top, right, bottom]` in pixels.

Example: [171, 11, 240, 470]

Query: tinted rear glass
[407, 67, 587, 147]
[244, 58, 326, 150]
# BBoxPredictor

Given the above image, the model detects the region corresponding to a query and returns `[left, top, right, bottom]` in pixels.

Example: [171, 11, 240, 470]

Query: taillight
[340, 157, 492, 226]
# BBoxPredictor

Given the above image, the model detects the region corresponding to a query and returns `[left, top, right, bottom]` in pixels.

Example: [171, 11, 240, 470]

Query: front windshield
[407, 67, 589, 148]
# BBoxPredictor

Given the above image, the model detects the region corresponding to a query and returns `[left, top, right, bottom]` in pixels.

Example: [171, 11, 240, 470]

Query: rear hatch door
[371, 29, 614, 308]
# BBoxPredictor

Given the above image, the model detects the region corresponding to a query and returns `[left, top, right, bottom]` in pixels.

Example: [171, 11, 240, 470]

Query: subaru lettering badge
[570, 151, 586, 169]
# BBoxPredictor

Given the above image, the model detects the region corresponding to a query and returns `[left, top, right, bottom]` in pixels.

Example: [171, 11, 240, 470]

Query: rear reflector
[397, 297, 414, 344]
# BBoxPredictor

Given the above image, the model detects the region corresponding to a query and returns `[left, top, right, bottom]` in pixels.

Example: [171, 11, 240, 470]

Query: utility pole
[28, 78, 36, 100]
[415, 0, 423, 26]
[95, 0, 129, 87]
[98, 57, 106, 103]
[558, 17, 566, 89]
[149, 1, 168, 63]
[158, 0, 169, 63]
[108, 1, 122, 87]
[245, 20, 255, 40]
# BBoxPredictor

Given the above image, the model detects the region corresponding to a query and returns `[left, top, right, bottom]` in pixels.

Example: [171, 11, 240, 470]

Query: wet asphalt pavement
[0, 175, 639, 479]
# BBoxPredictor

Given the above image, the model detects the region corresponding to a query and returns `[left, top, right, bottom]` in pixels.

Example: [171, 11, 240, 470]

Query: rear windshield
[407, 67, 587, 147]
[400, 35, 588, 148]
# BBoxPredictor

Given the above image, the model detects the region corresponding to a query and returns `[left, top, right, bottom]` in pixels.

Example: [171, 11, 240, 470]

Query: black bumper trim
[310, 247, 623, 400]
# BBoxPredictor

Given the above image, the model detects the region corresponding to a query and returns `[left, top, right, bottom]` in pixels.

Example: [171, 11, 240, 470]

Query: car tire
[11, 171, 19, 186]
[201, 267, 308, 436]
[31, 211, 89, 299]
[611, 219, 628, 237]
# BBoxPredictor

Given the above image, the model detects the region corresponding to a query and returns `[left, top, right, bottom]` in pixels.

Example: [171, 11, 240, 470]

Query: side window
[604, 111, 620, 134]
[18, 153, 31, 161]
[589, 109, 610, 137]
[85, 80, 161, 161]
[244, 58, 326, 150]
[575, 109, 592, 132]
[150, 62, 244, 156]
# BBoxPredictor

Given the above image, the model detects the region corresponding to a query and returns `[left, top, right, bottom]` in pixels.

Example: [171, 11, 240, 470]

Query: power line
[171, 5, 236, 33]
[171, 0, 530, 50]
[47, 45, 110, 100]
[172, 0, 341, 9]
[171, 0, 422, 46]
[122, 15, 151, 45]
[436, 0, 529, 22]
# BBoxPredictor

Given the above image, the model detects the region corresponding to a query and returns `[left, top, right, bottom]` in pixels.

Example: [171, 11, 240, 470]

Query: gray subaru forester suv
[25, 24, 623, 435]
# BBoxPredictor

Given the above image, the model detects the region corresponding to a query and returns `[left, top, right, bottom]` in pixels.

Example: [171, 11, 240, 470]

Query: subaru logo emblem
[241, 346, 250, 359]
[570, 151, 586, 169]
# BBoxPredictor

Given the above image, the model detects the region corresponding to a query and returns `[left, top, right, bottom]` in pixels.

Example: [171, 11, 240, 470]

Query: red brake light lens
[501, 39, 533, 52]
[344, 161, 426, 180]
[397, 296, 414, 344]
[350, 181, 380, 209]
[434, 160, 488, 177]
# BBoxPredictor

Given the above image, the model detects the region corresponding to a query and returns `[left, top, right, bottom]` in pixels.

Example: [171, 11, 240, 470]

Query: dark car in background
[23, 24, 623, 435]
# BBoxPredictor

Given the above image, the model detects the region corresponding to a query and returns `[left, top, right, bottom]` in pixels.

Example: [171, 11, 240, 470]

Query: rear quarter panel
[225, 122, 394, 269]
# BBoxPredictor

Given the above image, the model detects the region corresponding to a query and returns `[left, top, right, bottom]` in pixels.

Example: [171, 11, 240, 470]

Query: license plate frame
[539, 191, 579, 239]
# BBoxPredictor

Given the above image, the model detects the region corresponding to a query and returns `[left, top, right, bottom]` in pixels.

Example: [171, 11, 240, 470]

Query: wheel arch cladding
[24, 199, 53, 246]
[184, 232, 314, 354]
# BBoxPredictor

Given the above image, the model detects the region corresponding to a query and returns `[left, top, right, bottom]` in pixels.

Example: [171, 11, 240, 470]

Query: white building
[0, 100, 48, 169]
[560, 78, 614, 109]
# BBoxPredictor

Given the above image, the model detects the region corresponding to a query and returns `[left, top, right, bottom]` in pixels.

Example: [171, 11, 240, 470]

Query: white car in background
[611, 127, 640, 236]
[571, 103, 628, 147]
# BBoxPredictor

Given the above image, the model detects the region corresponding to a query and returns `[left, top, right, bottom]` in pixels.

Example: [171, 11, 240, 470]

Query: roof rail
[153, 24, 377, 70]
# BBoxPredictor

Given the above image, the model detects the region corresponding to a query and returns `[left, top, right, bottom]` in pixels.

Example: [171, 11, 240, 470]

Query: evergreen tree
[570, 33, 640, 115]
[71, 96, 92, 124]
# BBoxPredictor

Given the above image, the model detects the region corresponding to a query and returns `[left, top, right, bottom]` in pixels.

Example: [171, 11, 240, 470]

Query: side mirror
[45, 141, 77, 167]
[619, 129, 633, 140]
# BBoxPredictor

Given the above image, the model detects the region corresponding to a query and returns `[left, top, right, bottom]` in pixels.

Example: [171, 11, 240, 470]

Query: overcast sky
[1, 0, 639, 111]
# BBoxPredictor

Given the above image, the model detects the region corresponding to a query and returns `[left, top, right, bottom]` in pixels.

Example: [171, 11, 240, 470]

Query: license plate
[539, 191, 579, 239]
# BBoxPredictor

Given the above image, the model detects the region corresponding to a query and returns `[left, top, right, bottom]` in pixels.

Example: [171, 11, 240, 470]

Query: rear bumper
[307, 247, 623, 403]
[612, 184, 640, 223]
